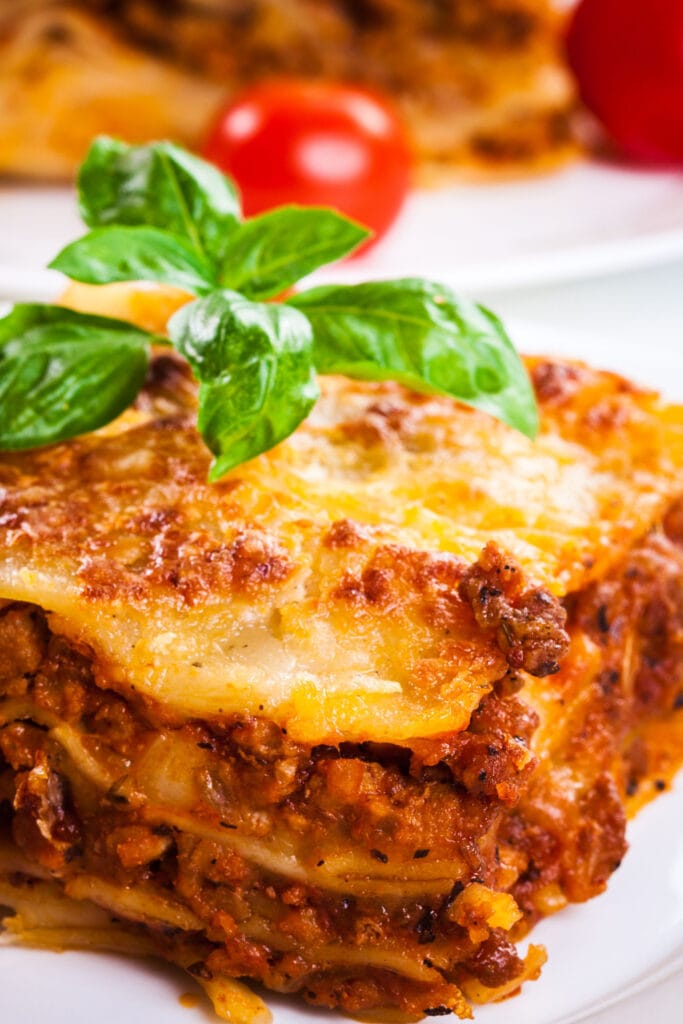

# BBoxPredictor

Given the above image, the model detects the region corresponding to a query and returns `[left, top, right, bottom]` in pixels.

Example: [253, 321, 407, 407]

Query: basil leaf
[78, 137, 241, 263]
[169, 291, 319, 480]
[0, 304, 151, 450]
[290, 279, 539, 438]
[219, 206, 370, 299]
[50, 226, 217, 295]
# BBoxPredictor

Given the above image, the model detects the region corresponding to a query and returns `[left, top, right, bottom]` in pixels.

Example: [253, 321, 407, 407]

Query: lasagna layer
[1, 511, 683, 1018]
[1, 339, 683, 1018]
[0, 0, 575, 180]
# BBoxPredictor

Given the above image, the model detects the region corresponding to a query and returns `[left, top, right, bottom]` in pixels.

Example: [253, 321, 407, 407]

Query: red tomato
[567, 0, 683, 164]
[203, 80, 412, 245]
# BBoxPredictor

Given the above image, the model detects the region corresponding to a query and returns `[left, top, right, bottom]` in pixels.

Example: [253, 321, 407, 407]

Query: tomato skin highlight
[567, 0, 683, 164]
[203, 80, 412, 246]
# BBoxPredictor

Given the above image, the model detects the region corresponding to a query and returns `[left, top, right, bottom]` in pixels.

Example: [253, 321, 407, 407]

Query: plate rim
[3, 159, 683, 298]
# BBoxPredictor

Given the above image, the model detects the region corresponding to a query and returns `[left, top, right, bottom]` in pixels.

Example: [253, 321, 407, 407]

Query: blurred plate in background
[2, 159, 683, 301]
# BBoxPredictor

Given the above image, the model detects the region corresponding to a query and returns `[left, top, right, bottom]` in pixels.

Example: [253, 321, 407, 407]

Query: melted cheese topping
[1, 339, 682, 742]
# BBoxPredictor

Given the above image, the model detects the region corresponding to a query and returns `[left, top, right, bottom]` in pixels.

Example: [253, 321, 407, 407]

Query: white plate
[2, 160, 683, 301]
[1, 319, 683, 1024]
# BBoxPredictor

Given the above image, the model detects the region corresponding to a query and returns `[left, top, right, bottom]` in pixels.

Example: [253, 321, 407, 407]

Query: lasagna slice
[1, 299, 683, 1019]
[0, 0, 576, 181]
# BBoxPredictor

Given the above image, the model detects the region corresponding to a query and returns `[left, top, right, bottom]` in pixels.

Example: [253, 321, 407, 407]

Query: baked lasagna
[0, 0, 576, 181]
[1, 288, 683, 1020]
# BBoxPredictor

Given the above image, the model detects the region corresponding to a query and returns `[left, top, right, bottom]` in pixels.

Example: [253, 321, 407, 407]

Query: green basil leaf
[0, 304, 151, 450]
[169, 291, 319, 479]
[50, 226, 217, 295]
[219, 206, 370, 299]
[290, 279, 539, 438]
[78, 137, 241, 263]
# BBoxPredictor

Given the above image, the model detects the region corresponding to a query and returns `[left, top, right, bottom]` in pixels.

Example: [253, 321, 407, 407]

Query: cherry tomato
[203, 80, 412, 245]
[567, 0, 683, 164]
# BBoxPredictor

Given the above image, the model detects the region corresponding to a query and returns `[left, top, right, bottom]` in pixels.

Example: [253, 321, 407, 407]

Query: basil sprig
[218, 206, 369, 300]
[0, 305, 153, 450]
[0, 137, 539, 473]
[53, 226, 219, 295]
[169, 292, 319, 480]
[76, 137, 241, 261]
[290, 280, 539, 438]
[51, 137, 370, 298]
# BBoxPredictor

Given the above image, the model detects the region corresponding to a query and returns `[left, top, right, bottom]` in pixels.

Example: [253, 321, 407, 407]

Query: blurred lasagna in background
[0, 0, 576, 180]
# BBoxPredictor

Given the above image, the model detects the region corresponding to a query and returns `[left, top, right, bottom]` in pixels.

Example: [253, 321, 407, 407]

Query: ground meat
[11, 753, 82, 871]
[530, 361, 585, 405]
[463, 929, 524, 988]
[459, 543, 570, 677]
[409, 694, 538, 805]
[0, 603, 48, 686]
[567, 774, 627, 900]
